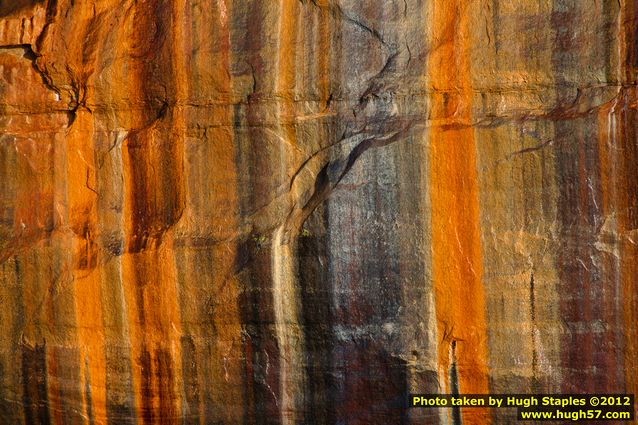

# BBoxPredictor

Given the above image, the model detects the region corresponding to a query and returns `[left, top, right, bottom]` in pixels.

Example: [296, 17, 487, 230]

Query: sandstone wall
[0, 0, 636, 423]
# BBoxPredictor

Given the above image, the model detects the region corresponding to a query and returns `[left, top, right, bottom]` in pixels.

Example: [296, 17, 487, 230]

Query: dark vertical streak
[1, 258, 25, 422]
[84, 355, 95, 425]
[156, 349, 176, 425]
[449, 341, 462, 425]
[125, 0, 184, 254]
[551, 0, 619, 394]
[231, 104, 256, 425]
[602, 0, 615, 84]
[139, 349, 153, 425]
[529, 273, 536, 324]
[105, 346, 136, 425]
[540, 150, 553, 222]
[134, 275, 146, 327]
[619, 101, 638, 398]
[551, 0, 584, 393]
[241, 334, 255, 425]
[327, 150, 407, 424]
[298, 206, 335, 424]
[530, 273, 538, 373]
[180, 336, 200, 424]
[21, 343, 51, 425]
[630, 2, 638, 70]
[231, 0, 282, 421]
[530, 272, 541, 392]
[616, 0, 638, 396]
[491, 0, 500, 56]
[237, 243, 280, 423]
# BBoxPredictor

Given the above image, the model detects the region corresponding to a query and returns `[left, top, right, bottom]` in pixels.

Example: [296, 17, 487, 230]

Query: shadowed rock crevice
[0, 0, 44, 18]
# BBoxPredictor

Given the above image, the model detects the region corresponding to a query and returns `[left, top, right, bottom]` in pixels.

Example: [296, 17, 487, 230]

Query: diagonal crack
[304, 0, 390, 48]
[506, 139, 554, 159]
[281, 117, 415, 244]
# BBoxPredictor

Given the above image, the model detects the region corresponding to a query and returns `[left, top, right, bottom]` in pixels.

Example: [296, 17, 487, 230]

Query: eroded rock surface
[0, 0, 637, 423]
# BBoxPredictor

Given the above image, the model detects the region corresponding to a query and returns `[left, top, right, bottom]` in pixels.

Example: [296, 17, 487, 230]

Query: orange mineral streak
[119, 1, 187, 422]
[606, 0, 638, 410]
[316, 0, 330, 105]
[120, 244, 182, 423]
[277, 0, 298, 101]
[621, 1, 638, 410]
[427, 1, 490, 421]
[67, 110, 108, 424]
[277, 0, 299, 154]
[620, 142, 638, 416]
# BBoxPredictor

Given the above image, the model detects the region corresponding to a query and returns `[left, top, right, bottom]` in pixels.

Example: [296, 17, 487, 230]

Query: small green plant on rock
[251, 234, 268, 249]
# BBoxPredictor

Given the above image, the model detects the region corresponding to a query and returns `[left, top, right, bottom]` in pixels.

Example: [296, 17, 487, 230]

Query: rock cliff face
[1, 0, 637, 424]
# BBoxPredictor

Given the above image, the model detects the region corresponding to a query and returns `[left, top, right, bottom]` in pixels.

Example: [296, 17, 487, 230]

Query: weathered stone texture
[0, 0, 637, 423]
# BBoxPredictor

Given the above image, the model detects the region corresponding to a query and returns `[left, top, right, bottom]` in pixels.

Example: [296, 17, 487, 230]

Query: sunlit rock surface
[0, 0, 637, 423]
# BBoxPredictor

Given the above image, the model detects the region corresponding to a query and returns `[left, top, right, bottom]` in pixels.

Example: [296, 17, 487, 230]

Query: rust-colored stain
[619, 0, 638, 411]
[120, 1, 186, 422]
[594, 0, 637, 411]
[68, 110, 107, 423]
[427, 1, 490, 423]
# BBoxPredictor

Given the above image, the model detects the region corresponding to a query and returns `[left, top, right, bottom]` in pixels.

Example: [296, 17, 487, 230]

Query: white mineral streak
[272, 226, 303, 425]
